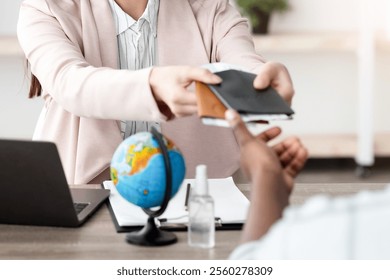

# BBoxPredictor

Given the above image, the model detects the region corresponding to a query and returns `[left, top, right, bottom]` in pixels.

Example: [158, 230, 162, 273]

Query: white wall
[0, 0, 24, 35]
[373, 52, 390, 132]
[0, 0, 42, 139]
[270, 0, 388, 33]
[0, 57, 43, 139]
[271, 0, 358, 32]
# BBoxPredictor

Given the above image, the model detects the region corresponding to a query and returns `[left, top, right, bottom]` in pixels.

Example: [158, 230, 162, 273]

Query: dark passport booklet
[195, 69, 294, 127]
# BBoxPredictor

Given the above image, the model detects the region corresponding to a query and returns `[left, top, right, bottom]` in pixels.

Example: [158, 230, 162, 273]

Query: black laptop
[0, 139, 110, 227]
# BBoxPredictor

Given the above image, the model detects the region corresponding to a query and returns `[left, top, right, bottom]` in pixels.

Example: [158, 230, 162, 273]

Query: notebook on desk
[102, 177, 249, 232]
[0, 139, 110, 227]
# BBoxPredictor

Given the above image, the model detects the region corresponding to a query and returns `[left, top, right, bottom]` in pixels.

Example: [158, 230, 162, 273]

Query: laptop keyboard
[73, 203, 89, 215]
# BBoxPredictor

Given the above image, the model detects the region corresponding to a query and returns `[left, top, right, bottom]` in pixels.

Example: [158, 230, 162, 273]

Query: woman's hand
[254, 62, 294, 105]
[149, 66, 222, 118]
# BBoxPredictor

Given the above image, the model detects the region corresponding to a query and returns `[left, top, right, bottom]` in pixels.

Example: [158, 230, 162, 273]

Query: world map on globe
[110, 132, 186, 208]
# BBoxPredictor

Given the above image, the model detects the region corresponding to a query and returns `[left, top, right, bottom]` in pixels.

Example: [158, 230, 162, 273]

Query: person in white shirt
[226, 109, 390, 259]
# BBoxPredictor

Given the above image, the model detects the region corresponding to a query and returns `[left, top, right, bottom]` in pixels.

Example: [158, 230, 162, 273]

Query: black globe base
[125, 217, 177, 246]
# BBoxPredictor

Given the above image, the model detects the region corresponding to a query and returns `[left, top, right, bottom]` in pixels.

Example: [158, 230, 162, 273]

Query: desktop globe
[110, 131, 186, 209]
[110, 129, 186, 246]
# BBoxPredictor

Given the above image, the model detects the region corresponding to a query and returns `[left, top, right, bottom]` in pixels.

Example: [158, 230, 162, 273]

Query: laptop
[0, 139, 110, 227]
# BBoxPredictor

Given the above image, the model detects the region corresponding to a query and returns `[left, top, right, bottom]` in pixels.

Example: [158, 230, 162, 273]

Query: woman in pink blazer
[17, 0, 294, 184]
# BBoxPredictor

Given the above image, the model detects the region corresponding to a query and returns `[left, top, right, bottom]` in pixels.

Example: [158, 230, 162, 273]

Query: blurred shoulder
[188, 0, 232, 13]
[21, 0, 82, 13]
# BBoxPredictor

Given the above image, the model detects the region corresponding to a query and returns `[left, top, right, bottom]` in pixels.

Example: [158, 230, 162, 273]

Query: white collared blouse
[109, 0, 160, 138]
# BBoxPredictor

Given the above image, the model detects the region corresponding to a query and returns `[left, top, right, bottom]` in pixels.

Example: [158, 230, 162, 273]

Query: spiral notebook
[102, 177, 249, 232]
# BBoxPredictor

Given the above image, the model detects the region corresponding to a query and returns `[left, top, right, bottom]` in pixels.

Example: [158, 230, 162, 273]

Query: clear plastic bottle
[188, 165, 215, 248]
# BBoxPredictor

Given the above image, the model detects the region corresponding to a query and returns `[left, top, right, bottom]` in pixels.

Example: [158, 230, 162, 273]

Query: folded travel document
[102, 177, 249, 232]
[195, 69, 294, 127]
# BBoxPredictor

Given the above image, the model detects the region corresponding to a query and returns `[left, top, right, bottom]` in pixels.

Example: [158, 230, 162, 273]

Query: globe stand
[125, 127, 178, 246]
[125, 217, 177, 246]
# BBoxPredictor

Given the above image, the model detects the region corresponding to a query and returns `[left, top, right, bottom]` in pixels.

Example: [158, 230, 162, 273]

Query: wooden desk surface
[0, 182, 387, 260]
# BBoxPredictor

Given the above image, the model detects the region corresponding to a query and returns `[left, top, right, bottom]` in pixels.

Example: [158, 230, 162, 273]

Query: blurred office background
[1, 0, 390, 180]
[0, 0, 42, 139]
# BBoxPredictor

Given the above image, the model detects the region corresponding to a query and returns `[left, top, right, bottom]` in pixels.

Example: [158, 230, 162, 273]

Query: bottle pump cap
[195, 165, 209, 195]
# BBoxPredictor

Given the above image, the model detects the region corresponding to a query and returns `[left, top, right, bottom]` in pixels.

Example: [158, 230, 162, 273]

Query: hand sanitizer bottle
[188, 165, 215, 248]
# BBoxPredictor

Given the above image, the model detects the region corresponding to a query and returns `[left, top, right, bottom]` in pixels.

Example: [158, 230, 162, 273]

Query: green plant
[236, 0, 289, 32]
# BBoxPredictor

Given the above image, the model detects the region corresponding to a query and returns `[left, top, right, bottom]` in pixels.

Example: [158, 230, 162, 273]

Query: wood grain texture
[0, 183, 387, 259]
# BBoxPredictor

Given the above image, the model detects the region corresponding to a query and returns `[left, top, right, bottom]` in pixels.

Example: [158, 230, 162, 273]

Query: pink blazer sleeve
[17, 1, 166, 122]
[211, 0, 266, 72]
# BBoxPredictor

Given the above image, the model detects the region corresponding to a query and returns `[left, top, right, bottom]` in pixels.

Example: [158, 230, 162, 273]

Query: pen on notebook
[184, 183, 191, 211]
